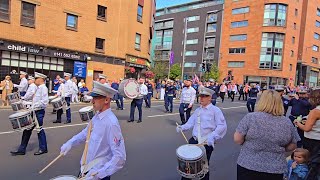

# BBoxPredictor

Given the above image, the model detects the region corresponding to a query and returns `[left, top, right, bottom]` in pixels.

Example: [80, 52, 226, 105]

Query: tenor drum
[8, 111, 34, 131]
[79, 106, 95, 121]
[176, 144, 205, 179]
[23, 101, 32, 110]
[51, 97, 65, 110]
[118, 79, 140, 99]
[7, 92, 20, 104]
[11, 101, 25, 111]
[50, 175, 77, 180]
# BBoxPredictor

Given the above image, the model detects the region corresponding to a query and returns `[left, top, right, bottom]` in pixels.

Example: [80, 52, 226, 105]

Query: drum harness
[30, 87, 42, 133]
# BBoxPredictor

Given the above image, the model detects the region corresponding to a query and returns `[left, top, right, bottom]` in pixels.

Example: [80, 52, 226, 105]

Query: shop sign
[127, 62, 145, 68]
[7, 44, 40, 54]
[126, 55, 149, 67]
[74, 61, 87, 78]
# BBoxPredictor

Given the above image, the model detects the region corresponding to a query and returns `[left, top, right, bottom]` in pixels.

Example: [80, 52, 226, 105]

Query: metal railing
[203, 53, 214, 59]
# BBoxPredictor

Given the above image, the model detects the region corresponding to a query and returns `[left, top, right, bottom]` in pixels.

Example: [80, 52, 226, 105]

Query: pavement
[0, 98, 249, 180]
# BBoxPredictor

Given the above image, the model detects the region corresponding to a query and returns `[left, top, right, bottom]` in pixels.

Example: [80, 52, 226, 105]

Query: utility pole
[181, 18, 188, 81]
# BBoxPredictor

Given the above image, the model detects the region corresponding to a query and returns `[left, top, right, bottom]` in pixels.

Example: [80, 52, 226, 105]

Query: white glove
[60, 143, 72, 155]
[176, 125, 182, 133]
[85, 168, 99, 180]
[207, 137, 215, 148]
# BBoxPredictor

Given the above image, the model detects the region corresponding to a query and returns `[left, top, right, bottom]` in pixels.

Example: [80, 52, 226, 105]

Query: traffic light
[202, 62, 206, 72]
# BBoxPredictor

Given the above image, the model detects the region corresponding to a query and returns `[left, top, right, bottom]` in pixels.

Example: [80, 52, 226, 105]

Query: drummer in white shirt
[13, 71, 28, 96]
[176, 86, 227, 180]
[60, 81, 126, 180]
[53, 78, 66, 123]
[21, 76, 37, 101]
[63, 72, 73, 124]
[128, 78, 148, 123]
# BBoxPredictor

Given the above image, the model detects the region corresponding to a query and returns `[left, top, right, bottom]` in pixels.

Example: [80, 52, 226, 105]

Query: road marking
[221, 106, 247, 110]
[148, 113, 179, 118]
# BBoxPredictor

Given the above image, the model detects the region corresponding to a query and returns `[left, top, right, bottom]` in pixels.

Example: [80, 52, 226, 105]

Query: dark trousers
[179, 103, 192, 124]
[246, 99, 256, 112]
[19, 91, 26, 97]
[289, 115, 305, 148]
[244, 93, 248, 101]
[165, 95, 174, 112]
[237, 164, 283, 180]
[238, 93, 245, 100]
[196, 92, 199, 103]
[144, 93, 152, 108]
[231, 91, 235, 102]
[303, 137, 320, 158]
[227, 91, 231, 98]
[57, 97, 71, 122]
[181, 137, 213, 180]
[130, 98, 143, 121]
[220, 92, 225, 103]
[115, 93, 124, 109]
[211, 99, 216, 106]
[18, 109, 47, 152]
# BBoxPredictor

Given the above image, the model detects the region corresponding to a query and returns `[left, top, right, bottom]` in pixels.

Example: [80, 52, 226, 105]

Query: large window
[229, 48, 246, 54]
[230, 34, 247, 41]
[187, 15, 200, 22]
[135, 33, 141, 50]
[186, 39, 198, 45]
[163, 29, 173, 49]
[232, 7, 249, 15]
[228, 61, 245, 68]
[263, 4, 287, 27]
[313, 45, 319, 52]
[316, 20, 320, 27]
[231, 20, 248, 28]
[185, 51, 197, 56]
[207, 13, 217, 22]
[137, 5, 143, 22]
[66, 14, 78, 30]
[205, 38, 215, 46]
[259, 33, 285, 69]
[317, 8, 320, 16]
[312, 57, 318, 64]
[21, 1, 36, 27]
[207, 23, 217, 32]
[0, 0, 10, 22]
[95, 38, 105, 52]
[97, 5, 107, 21]
[155, 20, 174, 29]
[187, 27, 199, 33]
[314, 33, 320, 40]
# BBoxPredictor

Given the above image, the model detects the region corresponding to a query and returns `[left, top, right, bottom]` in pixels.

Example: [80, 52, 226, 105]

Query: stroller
[306, 149, 320, 180]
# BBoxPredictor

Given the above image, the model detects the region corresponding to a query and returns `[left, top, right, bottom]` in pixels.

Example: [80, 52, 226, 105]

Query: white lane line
[148, 113, 179, 118]
[0, 122, 88, 135]
[221, 106, 247, 110]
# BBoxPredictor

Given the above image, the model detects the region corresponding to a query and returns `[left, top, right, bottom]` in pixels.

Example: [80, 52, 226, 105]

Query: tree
[169, 63, 181, 80]
[203, 63, 220, 81]
[151, 62, 166, 80]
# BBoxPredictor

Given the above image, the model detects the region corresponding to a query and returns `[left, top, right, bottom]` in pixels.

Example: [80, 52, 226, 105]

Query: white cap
[35, 72, 47, 79]
[99, 74, 107, 79]
[20, 71, 27, 75]
[199, 86, 214, 96]
[64, 72, 72, 77]
[28, 76, 35, 80]
[89, 81, 118, 97]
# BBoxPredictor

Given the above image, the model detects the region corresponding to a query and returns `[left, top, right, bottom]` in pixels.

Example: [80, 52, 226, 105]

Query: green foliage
[203, 63, 220, 81]
[151, 62, 166, 80]
[169, 63, 181, 80]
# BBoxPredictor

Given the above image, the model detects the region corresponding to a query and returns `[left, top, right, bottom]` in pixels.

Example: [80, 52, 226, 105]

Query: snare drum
[49, 96, 57, 103]
[50, 175, 77, 180]
[176, 144, 205, 179]
[8, 111, 34, 131]
[79, 106, 95, 121]
[11, 101, 25, 111]
[7, 92, 20, 104]
[51, 97, 65, 110]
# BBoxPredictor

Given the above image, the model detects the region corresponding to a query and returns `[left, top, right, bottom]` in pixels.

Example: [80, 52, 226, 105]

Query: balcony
[155, 45, 172, 50]
[154, 55, 170, 61]
[205, 42, 215, 47]
[203, 53, 214, 59]
[155, 24, 173, 30]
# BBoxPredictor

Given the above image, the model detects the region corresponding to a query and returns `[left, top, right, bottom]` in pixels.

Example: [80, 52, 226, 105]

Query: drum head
[51, 97, 62, 102]
[177, 144, 203, 160]
[9, 111, 30, 119]
[50, 175, 77, 180]
[49, 96, 57, 100]
[120, 79, 140, 99]
[79, 106, 93, 113]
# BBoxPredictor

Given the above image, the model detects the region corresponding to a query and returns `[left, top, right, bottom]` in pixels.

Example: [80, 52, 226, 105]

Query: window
[231, 20, 248, 28]
[259, 33, 285, 69]
[317, 8, 320, 16]
[228, 61, 245, 68]
[184, 62, 197, 67]
[229, 48, 246, 54]
[314, 33, 320, 40]
[205, 38, 215, 46]
[0, 0, 10, 22]
[289, 64, 292, 71]
[155, 20, 174, 29]
[293, 22, 297, 29]
[187, 15, 200, 22]
[137, 5, 143, 22]
[21, 1, 36, 27]
[230, 34, 247, 41]
[295, 9, 298, 16]
[135, 33, 141, 50]
[232, 7, 249, 15]
[186, 39, 198, 45]
[316, 20, 320, 27]
[292, 36, 295, 44]
[312, 45, 319, 52]
[97, 5, 107, 21]
[207, 23, 217, 32]
[185, 51, 197, 56]
[312, 57, 318, 64]
[207, 13, 217, 22]
[263, 4, 287, 27]
[290, 50, 294, 57]
[187, 27, 199, 33]
[95, 38, 105, 52]
[66, 14, 78, 30]
[164, 20, 174, 28]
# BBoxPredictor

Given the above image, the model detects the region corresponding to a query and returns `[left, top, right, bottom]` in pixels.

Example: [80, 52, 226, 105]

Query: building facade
[154, 0, 224, 80]
[220, 0, 320, 87]
[0, 0, 155, 90]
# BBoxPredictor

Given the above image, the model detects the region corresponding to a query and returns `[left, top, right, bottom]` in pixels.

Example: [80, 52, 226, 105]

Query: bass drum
[118, 79, 140, 99]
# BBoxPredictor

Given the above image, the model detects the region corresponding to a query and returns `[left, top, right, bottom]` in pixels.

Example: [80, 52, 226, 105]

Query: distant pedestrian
[219, 83, 227, 103]
[0, 75, 13, 106]
[179, 79, 196, 124]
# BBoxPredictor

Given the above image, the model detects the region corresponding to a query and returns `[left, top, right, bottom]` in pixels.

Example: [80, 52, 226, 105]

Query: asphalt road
[0, 98, 248, 180]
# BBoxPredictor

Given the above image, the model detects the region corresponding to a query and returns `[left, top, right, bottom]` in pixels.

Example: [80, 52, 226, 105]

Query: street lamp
[181, 18, 188, 82]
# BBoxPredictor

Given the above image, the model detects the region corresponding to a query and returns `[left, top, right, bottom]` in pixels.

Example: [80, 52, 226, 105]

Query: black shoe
[137, 120, 142, 123]
[127, 120, 134, 123]
[10, 150, 26, 156]
[64, 121, 71, 124]
[34, 149, 48, 156]
[120, 108, 124, 110]
[169, 111, 173, 113]
[53, 121, 61, 123]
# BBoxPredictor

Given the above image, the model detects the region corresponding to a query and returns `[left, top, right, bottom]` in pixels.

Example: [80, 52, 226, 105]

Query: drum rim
[51, 97, 62, 102]
[50, 175, 78, 180]
[79, 106, 93, 112]
[9, 111, 30, 118]
[176, 144, 203, 160]
[120, 79, 140, 98]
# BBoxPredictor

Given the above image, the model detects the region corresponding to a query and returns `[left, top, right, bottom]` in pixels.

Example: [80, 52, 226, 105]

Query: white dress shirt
[136, 84, 148, 99]
[57, 83, 65, 97]
[65, 108, 126, 179]
[21, 83, 37, 101]
[220, 85, 227, 93]
[72, 81, 78, 93]
[14, 77, 28, 92]
[78, 82, 84, 89]
[64, 79, 73, 97]
[181, 103, 227, 141]
[33, 84, 49, 110]
[180, 86, 196, 105]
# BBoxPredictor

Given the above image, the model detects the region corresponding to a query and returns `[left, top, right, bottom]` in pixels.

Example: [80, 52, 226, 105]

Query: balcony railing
[155, 24, 173, 30]
[205, 42, 215, 47]
[203, 53, 214, 59]
[155, 55, 170, 61]
[155, 45, 172, 50]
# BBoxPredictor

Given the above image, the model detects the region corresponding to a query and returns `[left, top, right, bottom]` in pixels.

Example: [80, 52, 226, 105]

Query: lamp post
[181, 18, 188, 81]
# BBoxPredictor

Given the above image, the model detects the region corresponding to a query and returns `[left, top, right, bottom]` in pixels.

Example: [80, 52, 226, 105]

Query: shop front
[0, 40, 87, 92]
[125, 55, 150, 79]
[244, 75, 288, 88]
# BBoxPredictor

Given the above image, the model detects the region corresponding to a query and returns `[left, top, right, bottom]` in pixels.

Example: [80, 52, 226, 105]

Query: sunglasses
[199, 94, 210, 97]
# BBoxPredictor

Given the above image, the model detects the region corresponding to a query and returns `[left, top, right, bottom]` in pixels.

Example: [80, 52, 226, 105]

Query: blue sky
[156, 0, 196, 9]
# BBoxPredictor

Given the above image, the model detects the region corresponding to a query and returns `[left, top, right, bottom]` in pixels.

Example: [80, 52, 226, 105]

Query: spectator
[156, 80, 161, 99]
[71, 77, 79, 103]
[234, 90, 300, 180]
[284, 148, 309, 180]
[53, 75, 61, 93]
[78, 79, 85, 89]
[0, 75, 13, 106]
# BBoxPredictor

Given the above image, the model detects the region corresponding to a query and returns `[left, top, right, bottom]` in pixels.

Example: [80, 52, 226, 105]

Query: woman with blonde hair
[234, 90, 300, 180]
[0, 75, 14, 106]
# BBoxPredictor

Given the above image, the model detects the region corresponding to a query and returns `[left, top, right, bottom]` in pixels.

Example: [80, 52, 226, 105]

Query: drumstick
[176, 122, 188, 143]
[39, 153, 64, 174]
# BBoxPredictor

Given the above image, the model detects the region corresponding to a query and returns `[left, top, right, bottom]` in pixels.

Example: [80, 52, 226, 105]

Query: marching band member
[10, 72, 48, 156]
[21, 76, 37, 101]
[63, 72, 73, 124]
[177, 87, 227, 180]
[274, 85, 289, 116]
[144, 79, 153, 108]
[179, 79, 196, 124]
[128, 78, 148, 123]
[60, 81, 126, 180]
[165, 80, 175, 113]
[53, 78, 65, 123]
[13, 71, 28, 96]
[246, 83, 259, 113]
[207, 79, 219, 105]
[99, 74, 109, 85]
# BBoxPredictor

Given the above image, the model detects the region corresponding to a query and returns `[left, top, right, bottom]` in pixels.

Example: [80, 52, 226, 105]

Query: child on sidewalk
[285, 148, 309, 180]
